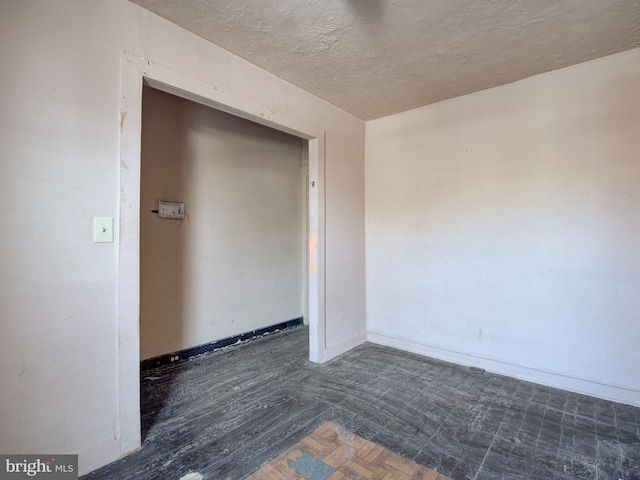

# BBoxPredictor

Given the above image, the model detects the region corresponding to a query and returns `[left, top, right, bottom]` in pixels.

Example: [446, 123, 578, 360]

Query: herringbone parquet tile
[247, 422, 452, 480]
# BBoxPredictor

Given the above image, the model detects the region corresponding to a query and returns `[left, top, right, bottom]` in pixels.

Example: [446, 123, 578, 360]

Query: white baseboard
[78, 437, 138, 476]
[324, 332, 368, 362]
[367, 330, 640, 408]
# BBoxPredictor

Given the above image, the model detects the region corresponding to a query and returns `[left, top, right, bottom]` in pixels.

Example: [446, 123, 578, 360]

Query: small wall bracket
[157, 201, 184, 219]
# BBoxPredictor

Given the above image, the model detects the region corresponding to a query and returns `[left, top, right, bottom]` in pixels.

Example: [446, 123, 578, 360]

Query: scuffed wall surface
[0, 0, 365, 473]
[366, 49, 640, 406]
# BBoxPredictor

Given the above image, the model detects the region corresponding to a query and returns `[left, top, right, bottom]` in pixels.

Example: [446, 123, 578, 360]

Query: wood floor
[82, 326, 640, 480]
[247, 421, 452, 479]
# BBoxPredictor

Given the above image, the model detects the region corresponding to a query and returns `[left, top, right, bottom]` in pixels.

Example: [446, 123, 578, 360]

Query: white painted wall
[366, 48, 640, 407]
[140, 87, 304, 360]
[0, 0, 365, 474]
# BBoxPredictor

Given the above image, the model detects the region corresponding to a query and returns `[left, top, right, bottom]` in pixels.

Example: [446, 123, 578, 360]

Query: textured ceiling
[129, 0, 640, 120]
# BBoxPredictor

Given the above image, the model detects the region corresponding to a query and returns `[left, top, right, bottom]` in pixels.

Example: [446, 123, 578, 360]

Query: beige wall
[0, 0, 365, 474]
[6, 0, 637, 474]
[140, 87, 305, 360]
[365, 48, 640, 407]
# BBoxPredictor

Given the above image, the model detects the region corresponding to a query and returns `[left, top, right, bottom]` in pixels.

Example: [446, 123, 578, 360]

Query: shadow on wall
[140, 86, 187, 363]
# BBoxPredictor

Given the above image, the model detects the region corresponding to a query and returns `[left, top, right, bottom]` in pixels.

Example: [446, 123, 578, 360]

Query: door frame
[301, 165, 310, 325]
[118, 51, 327, 455]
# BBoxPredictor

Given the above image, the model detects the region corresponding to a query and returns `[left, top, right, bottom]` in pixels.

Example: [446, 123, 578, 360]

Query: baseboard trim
[367, 330, 640, 408]
[324, 331, 368, 361]
[141, 318, 304, 371]
[78, 438, 133, 477]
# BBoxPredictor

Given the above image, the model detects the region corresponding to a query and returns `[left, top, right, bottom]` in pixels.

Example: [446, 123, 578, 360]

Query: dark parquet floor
[82, 326, 640, 480]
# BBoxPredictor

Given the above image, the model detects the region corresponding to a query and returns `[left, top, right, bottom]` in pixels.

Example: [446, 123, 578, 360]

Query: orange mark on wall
[309, 233, 317, 275]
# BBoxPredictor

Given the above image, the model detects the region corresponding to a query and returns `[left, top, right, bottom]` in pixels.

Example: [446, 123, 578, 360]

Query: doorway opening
[139, 85, 308, 364]
[138, 86, 310, 439]
[118, 53, 326, 456]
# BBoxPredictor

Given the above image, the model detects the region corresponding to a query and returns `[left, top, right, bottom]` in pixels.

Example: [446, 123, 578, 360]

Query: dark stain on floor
[82, 326, 640, 480]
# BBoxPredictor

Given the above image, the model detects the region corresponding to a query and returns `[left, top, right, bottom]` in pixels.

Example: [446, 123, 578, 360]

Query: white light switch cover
[94, 217, 114, 243]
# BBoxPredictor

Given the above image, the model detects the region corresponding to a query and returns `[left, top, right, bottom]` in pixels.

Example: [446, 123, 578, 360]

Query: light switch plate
[94, 217, 114, 243]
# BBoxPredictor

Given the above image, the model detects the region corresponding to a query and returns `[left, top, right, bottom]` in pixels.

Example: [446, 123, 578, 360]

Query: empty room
[1, 1, 639, 479]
